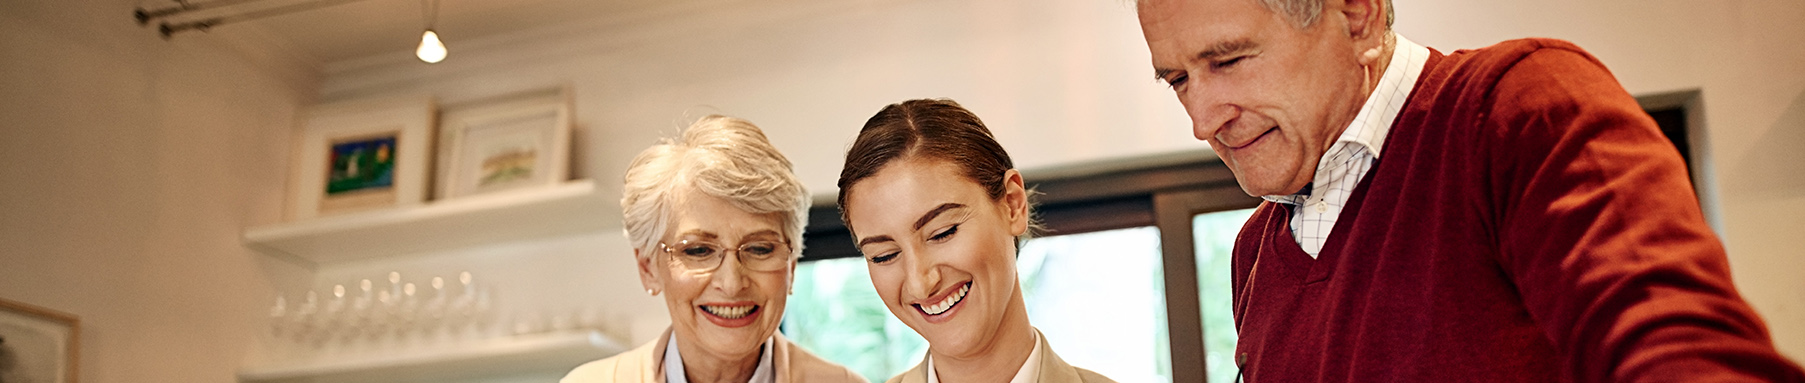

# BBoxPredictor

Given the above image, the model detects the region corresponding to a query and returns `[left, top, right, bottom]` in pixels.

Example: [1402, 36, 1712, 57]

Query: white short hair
[620, 115, 809, 259]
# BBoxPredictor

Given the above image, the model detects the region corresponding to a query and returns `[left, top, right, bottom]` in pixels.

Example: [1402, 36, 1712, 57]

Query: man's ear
[1002, 169, 1030, 236]
[636, 249, 663, 295]
[1339, 0, 1388, 65]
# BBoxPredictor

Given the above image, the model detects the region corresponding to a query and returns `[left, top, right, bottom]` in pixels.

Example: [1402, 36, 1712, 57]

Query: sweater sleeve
[1486, 47, 1804, 383]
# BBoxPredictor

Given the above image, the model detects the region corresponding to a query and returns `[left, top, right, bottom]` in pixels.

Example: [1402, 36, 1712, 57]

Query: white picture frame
[287, 95, 437, 220]
[434, 87, 572, 199]
[0, 298, 79, 383]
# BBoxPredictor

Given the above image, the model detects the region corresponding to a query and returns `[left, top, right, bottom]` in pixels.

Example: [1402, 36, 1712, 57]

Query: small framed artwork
[288, 96, 437, 220]
[435, 86, 572, 199]
[0, 297, 79, 383]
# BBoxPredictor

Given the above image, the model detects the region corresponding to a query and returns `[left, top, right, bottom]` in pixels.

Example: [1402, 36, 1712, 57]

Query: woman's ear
[1002, 169, 1029, 236]
[787, 257, 799, 295]
[636, 249, 663, 296]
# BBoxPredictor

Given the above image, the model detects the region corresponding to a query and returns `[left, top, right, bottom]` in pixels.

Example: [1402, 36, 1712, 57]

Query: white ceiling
[145, 0, 726, 64]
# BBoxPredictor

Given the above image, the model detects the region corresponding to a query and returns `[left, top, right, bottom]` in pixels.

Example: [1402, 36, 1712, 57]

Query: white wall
[316, 0, 1805, 361]
[0, 0, 319, 382]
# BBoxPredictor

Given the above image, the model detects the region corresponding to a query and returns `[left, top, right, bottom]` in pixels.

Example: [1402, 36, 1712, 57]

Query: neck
[1363, 31, 1399, 94]
[674, 335, 761, 383]
[930, 283, 1036, 383]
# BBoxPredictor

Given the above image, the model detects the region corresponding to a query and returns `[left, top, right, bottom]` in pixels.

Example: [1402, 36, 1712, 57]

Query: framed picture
[435, 86, 572, 199]
[288, 96, 437, 220]
[0, 298, 79, 383]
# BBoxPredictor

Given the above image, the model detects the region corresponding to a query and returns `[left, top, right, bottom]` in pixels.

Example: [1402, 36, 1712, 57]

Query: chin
[1230, 163, 1307, 197]
[1233, 176, 1291, 197]
[697, 325, 770, 352]
[912, 316, 994, 358]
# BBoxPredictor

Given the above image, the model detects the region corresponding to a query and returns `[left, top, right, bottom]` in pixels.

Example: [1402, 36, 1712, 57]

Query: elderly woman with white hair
[562, 116, 865, 383]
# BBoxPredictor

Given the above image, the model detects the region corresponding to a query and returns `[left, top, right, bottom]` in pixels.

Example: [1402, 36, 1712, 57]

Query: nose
[1180, 84, 1240, 143]
[711, 251, 748, 294]
[903, 248, 941, 301]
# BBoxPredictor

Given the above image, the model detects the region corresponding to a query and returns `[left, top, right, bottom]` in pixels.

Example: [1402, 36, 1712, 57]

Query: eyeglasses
[658, 239, 793, 272]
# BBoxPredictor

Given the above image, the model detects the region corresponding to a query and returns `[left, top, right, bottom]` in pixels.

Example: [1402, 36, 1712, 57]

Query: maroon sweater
[1230, 39, 1804, 382]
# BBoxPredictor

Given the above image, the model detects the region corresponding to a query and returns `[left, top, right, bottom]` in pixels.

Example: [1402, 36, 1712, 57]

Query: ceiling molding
[194, 19, 325, 98]
[316, 0, 910, 99]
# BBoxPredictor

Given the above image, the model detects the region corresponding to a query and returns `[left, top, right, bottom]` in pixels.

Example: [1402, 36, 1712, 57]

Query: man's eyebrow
[1153, 38, 1259, 81]
[913, 203, 966, 231]
[1198, 38, 1258, 61]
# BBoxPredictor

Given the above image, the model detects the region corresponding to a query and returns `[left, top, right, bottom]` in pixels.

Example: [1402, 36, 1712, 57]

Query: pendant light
[416, 0, 446, 63]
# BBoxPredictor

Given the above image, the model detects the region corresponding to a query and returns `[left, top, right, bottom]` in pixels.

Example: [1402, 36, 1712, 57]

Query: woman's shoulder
[774, 334, 872, 383]
[560, 338, 661, 383]
[1071, 367, 1117, 383]
[1035, 330, 1116, 383]
[880, 360, 926, 383]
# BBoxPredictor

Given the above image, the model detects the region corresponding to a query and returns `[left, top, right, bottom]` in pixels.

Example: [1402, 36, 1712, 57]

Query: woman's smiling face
[637, 190, 795, 360]
[843, 157, 1030, 358]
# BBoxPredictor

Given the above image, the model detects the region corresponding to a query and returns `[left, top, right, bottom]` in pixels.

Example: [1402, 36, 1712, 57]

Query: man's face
[1140, 0, 1371, 196]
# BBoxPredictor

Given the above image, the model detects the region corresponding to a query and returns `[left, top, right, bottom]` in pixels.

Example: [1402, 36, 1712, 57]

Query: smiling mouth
[1224, 127, 1278, 150]
[914, 282, 971, 316]
[700, 304, 760, 320]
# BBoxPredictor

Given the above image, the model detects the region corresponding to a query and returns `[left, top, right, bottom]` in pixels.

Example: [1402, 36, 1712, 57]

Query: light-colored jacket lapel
[882, 328, 1114, 383]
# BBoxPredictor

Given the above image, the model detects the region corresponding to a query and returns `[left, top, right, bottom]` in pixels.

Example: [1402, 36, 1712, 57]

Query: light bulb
[416, 30, 447, 63]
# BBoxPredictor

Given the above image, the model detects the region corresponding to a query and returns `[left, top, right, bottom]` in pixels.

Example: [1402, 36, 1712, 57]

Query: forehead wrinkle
[1199, 38, 1259, 61]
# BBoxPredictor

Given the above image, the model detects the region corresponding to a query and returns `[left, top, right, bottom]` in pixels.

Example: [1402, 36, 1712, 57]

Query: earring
[646, 289, 657, 296]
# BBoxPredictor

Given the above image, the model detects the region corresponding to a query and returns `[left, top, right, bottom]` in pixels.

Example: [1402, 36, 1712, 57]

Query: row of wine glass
[270, 271, 494, 345]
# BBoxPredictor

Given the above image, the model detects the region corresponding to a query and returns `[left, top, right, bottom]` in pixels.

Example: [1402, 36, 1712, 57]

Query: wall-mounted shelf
[238, 330, 627, 383]
[244, 180, 610, 264]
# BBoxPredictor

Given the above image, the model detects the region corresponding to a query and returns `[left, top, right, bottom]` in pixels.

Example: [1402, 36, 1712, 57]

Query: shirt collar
[663, 332, 776, 383]
[925, 330, 1042, 383]
[1261, 33, 1429, 203]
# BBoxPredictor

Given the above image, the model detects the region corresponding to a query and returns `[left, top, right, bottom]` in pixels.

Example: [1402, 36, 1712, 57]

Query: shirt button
[1315, 203, 1328, 213]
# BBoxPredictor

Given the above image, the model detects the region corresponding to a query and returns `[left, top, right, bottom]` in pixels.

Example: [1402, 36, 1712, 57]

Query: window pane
[1019, 226, 1170, 382]
[784, 257, 927, 383]
[1194, 208, 1256, 383]
[785, 226, 1170, 382]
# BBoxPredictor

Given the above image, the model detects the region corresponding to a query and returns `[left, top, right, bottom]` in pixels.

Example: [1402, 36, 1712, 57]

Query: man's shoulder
[1408, 37, 1631, 138]
[1441, 38, 1599, 73]
[1425, 38, 1608, 96]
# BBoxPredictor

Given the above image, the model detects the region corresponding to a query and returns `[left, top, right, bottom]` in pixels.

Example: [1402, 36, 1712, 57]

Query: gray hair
[620, 115, 810, 260]
[1139, 0, 1395, 28]
[1258, 0, 1394, 28]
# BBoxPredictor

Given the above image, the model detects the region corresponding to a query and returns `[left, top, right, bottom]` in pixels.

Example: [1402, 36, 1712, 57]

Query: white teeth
[920, 283, 970, 316]
[703, 305, 755, 319]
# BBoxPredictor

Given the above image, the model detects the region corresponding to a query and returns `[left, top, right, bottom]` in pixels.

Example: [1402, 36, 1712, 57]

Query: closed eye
[1211, 56, 1246, 70]
[1163, 73, 1188, 89]
[928, 224, 959, 242]
[869, 252, 898, 264]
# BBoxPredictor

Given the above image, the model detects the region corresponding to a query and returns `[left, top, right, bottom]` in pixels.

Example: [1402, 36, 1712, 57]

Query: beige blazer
[884, 329, 1114, 383]
[561, 328, 868, 383]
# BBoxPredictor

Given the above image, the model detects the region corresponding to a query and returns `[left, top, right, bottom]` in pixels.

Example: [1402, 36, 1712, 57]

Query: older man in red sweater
[1137, 0, 1805, 382]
